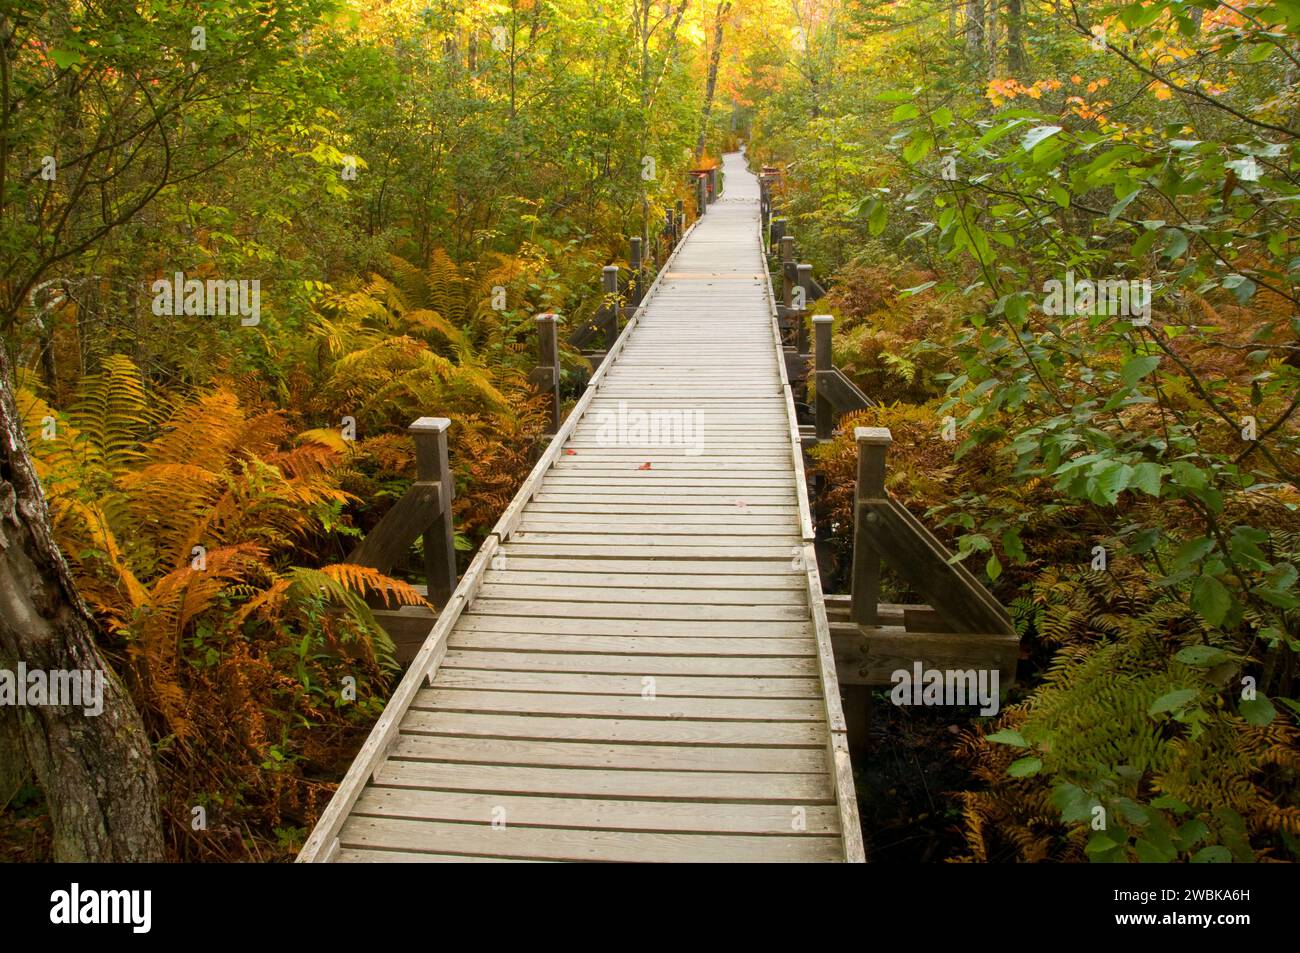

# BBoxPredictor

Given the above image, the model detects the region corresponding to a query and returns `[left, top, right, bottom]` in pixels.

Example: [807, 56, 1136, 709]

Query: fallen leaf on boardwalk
[565, 449, 577, 455]
[638, 462, 652, 470]
[735, 500, 748, 508]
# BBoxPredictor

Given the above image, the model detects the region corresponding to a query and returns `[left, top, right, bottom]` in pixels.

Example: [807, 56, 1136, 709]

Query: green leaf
[1175, 645, 1231, 667]
[1129, 462, 1163, 497]
[1161, 228, 1189, 261]
[1191, 845, 1231, 863]
[1191, 575, 1231, 626]
[1240, 694, 1276, 726]
[49, 49, 84, 69]
[1085, 832, 1121, 855]
[1007, 756, 1042, 777]
[986, 728, 1028, 747]
[1149, 689, 1198, 716]
[1120, 355, 1161, 388]
[1136, 837, 1175, 863]
[1091, 462, 1133, 505]
[1169, 461, 1208, 491]
[1172, 536, 1215, 570]
[892, 102, 920, 122]
[1021, 125, 1062, 151]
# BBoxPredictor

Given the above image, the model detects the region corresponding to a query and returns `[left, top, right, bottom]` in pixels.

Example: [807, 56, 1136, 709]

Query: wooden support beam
[784, 348, 809, 383]
[830, 622, 1019, 687]
[770, 216, 786, 252]
[629, 238, 643, 305]
[780, 236, 795, 313]
[347, 417, 457, 610]
[850, 427, 891, 626]
[813, 315, 833, 440]
[817, 367, 873, 414]
[795, 263, 812, 355]
[859, 496, 1013, 635]
[347, 480, 443, 576]
[602, 265, 620, 351]
[371, 605, 438, 663]
[410, 417, 457, 608]
[846, 425, 1013, 636]
[532, 313, 561, 435]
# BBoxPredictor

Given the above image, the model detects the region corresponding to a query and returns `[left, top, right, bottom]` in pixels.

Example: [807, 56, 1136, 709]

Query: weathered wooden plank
[482, 569, 803, 589]
[433, 669, 823, 699]
[447, 631, 816, 657]
[400, 711, 828, 746]
[482, 556, 799, 574]
[337, 848, 542, 863]
[411, 688, 825, 721]
[476, 583, 802, 603]
[372, 761, 834, 802]
[442, 648, 817, 676]
[352, 789, 841, 834]
[467, 598, 808, 622]
[390, 735, 827, 772]
[339, 816, 841, 863]
[456, 615, 813, 638]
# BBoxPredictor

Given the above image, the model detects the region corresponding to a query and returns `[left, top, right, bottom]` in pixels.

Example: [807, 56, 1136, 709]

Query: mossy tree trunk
[0, 339, 163, 861]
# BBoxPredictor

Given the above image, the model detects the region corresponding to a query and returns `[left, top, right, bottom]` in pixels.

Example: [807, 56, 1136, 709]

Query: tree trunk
[694, 2, 731, 161]
[0, 702, 28, 807]
[986, 0, 999, 77]
[0, 338, 163, 861]
[1006, 0, 1027, 74]
[965, 0, 984, 60]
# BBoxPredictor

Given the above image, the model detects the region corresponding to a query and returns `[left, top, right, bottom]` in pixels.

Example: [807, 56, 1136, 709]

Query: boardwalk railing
[761, 169, 1018, 759]
[310, 152, 1014, 863]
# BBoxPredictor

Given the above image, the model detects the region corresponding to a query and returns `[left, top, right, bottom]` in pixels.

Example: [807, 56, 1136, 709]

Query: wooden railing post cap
[409, 416, 451, 434]
[812, 314, 833, 325]
[854, 426, 893, 446]
[535, 312, 560, 323]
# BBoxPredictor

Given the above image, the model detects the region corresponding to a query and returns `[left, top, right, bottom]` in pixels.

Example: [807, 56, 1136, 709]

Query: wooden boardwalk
[299, 152, 864, 863]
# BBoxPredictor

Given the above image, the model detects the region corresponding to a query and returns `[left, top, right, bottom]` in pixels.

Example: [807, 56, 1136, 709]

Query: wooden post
[851, 427, 893, 626]
[770, 216, 786, 254]
[629, 237, 643, 305]
[663, 208, 675, 248]
[602, 264, 620, 350]
[695, 174, 707, 218]
[814, 315, 833, 440]
[759, 177, 771, 231]
[675, 200, 684, 242]
[780, 235, 796, 312]
[535, 313, 560, 436]
[796, 263, 812, 355]
[409, 417, 457, 607]
[707, 167, 718, 201]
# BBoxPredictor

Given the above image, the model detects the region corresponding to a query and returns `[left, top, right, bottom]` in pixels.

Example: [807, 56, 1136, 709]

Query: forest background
[0, 0, 1296, 863]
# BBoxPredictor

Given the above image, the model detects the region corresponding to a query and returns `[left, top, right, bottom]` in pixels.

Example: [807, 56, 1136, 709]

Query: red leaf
[565, 448, 577, 455]
[638, 462, 652, 470]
